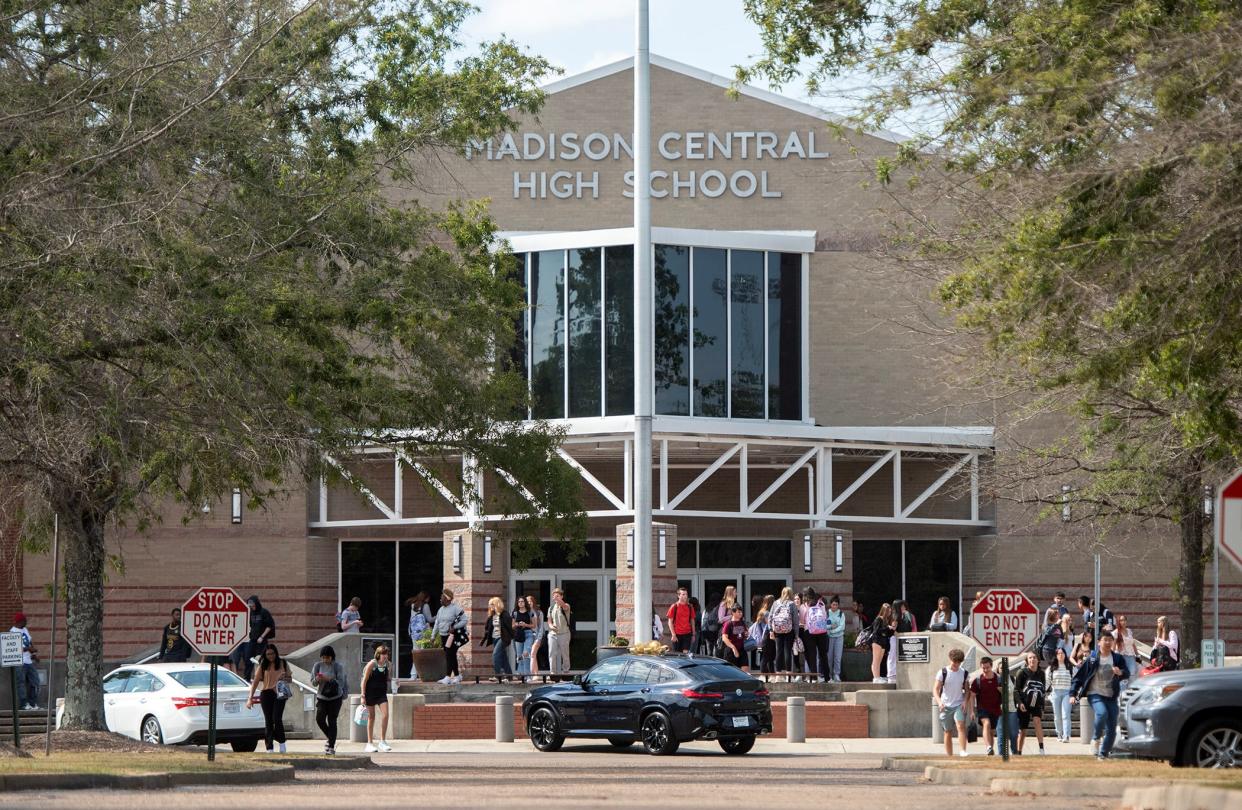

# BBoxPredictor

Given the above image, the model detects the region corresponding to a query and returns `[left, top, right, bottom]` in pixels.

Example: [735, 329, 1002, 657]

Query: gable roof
[541, 54, 907, 145]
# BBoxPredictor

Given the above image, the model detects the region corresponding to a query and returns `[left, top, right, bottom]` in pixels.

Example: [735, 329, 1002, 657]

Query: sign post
[2, 632, 21, 749]
[971, 588, 1041, 763]
[180, 587, 249, 761]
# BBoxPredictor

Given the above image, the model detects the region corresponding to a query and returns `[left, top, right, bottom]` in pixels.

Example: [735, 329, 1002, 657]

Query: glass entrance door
[511, 572, 613, 670]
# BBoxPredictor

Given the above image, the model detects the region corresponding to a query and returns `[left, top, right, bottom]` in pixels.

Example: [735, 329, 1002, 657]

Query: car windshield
[679, 662, 753, 682]
[167, 669, 248, 688]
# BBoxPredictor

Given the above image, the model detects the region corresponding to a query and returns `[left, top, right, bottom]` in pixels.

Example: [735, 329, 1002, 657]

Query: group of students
[478, 587, 574, 681]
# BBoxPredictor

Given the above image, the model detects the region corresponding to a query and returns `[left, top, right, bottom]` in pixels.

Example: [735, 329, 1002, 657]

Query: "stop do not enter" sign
[180, 586, 249, 657]
[972, 588, 1041, 657]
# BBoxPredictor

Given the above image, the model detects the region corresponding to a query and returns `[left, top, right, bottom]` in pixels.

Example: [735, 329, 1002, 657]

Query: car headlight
[1131, 683, 1183, 706]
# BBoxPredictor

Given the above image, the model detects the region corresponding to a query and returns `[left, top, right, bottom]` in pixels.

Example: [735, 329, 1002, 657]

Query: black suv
[522, 654, 773, 755]
[1117, 667, 1242, 767]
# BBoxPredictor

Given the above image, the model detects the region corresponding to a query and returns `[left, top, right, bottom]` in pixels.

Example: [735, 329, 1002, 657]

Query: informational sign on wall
[897, 634, 930, 663]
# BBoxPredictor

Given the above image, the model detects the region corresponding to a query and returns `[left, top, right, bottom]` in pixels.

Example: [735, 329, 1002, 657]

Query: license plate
[731, 716, 750, 728]
[223, 701, 240, 714]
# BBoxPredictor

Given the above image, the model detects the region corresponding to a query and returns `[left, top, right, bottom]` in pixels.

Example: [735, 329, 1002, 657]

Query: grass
[903, 755, 1242, 790]
[0, 751, 290, 776]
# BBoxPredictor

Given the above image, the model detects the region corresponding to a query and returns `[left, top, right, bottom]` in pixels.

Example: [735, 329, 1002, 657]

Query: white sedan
[60, 663, 266, 751]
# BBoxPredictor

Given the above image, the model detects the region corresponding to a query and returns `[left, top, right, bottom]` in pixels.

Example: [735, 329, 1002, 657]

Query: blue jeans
[513, 637, 532, 674]
[17, 663, 39, 707]
[1087, 694, 1119, 756]
[1051, 689, 1072, 740]
[826, 635, 844, 680]
[492, 640, 512, 675]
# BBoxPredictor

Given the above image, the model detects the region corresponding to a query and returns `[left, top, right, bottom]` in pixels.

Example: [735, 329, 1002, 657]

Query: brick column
[792, 527, 853, 603]
[442, 528, 509, 678]
[613, 522, 678, 644]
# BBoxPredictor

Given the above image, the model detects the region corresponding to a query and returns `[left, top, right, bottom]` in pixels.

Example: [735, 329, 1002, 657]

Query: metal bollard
[931, 701, 942, 743]
[495, 695, 515, 743]
[1079, 700, 1094, 745]
[349, 695, 366, 743]
[786, 696, 806, 743]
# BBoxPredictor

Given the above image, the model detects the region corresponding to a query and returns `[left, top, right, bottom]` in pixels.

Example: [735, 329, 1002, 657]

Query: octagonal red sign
[972, 588, 1041, 657]
[180, 586, 249, 657]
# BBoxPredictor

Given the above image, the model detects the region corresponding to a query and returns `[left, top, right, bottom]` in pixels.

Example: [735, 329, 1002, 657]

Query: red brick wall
[408, 700, 868, 740]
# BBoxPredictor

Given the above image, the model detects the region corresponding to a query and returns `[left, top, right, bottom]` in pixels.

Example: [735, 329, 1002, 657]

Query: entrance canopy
[311, 417, 994, 530]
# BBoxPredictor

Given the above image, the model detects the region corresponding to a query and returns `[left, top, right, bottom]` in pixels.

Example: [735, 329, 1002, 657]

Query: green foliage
[414, 628, 440, 650]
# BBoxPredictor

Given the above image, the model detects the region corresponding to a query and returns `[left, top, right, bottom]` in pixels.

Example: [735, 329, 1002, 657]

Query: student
[717, 585, 739, 625]
[8, 613, 39, 710]
[887, 599, 916, 684]
[1013, 651, 1047, 755]
[246, 644, 292, 753]
[433, 588, 468, 684]
[803, 588, 830, 683]
[769, 587, 798, 672]
[1048, 646, 1074, 743]
[481, 596, 514, 682]
[749, 608, 774, 673]
[721, 604, 749, 671]
[511, 596, 533, 676]
[405, 592, 431, 679]
[700, 592, 722, 656]
[1049, 591, 1070, 618]
[1114, 614, 1139, 689]
[527, 596, 547, 675]
[666, 586, 697, 653]
[928, 596, 959, 632]
[869, 603, 896, 683]
[311, 645, 347, 755]
[1037, 608, 1064, 667]
[360, 644, 393, 753]
[338, 596, 363, 633]
[1057, 613, 1076, 661]
[934, 647, 972, 757]
[825, 595, 846, 682]
[1070, 628, 1095, 672]
[1070, 632, 1130, 759]
[970, 656, 1003, 756]
[851, 599, 870, 636]
[547, 588, 572, 674]
[157, 608, 192, 663]
[243, 595, 276, 681]
[1152, 615, 1179, 666]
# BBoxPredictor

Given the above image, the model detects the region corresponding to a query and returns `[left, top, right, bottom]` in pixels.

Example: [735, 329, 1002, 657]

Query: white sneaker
[886, 677, 897, 684]
[364, 743, 377, 753]
[278, 743, 287, 754]
[378, 741, 392, 752]
[958, 750, 970, 757]
[325, 746, 335, 756]
[450, 675, 462, 684]
[437, 676, 452, 684]
[872, 677, 885, 683]
[1091, 739, 1100, 755]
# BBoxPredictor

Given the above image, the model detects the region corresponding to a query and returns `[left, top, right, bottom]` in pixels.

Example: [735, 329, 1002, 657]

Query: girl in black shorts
[361, 644, 393, 753]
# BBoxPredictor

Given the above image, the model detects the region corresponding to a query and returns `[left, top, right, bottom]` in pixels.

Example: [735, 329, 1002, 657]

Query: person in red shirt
[666, 586, 697, 653]
[970, 656, 1003, 756]
[721, 605, 749, 671]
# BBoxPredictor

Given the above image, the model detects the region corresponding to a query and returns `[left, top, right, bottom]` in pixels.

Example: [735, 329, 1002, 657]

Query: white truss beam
[666, 442, 742, 511]
[901, 453, 974, 519]
[322, 454, 397, 520]
[823, 449, 895, 517]
[556, 448, 627, 511]
[748, 447, 817, 513]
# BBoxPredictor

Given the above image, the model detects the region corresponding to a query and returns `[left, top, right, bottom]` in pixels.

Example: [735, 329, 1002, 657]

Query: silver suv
[1118, 667, 1242, 767]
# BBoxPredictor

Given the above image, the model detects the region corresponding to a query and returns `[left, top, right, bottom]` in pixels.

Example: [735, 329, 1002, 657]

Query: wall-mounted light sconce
[452, 535, 462, 573]
[658, 528, 667, 568]
[802, 533, 812, 573]
[834, 533, 843, 573]
[626, 530, 634, 569]
[483, 534, 493, 573]
[231, 489, 243, 525]
[1061, 484, 1073, 523]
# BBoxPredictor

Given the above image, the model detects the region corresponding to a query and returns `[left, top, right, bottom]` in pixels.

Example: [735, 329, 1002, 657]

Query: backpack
[771, 601, 794, 634]
[939, 666, 970, 699]
[808, 602, 829, 634]
[408, 608, 428, 641]
[702, 605, 721, 633]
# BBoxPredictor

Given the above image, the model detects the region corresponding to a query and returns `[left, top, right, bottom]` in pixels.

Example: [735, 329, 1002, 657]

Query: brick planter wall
[407, 700, 868, 740]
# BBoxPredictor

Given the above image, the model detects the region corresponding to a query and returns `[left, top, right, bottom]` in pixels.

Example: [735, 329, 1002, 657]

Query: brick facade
[614, 522, 678, 643]
[442, 527, 510, 677]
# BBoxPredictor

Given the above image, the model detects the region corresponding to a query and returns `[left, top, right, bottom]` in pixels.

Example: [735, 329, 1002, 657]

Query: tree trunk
[1176, 475, 1206, 668]
[60, 504, 107, 730]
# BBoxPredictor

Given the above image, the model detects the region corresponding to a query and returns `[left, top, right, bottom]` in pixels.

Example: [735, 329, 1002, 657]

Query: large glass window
[730, 250, 765, 418]
[568, 248, 602, 417]
[513, 243, 803, 421]
[604, 245, 633, 416]
[655, 245, 690, 415]
[692, 248, 727, 417]
[530, 250, 565, 419]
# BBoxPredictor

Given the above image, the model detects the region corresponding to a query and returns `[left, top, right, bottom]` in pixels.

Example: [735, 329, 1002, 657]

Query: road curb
[989, 777, 1158, 797]
[0, 764, 295, 792]
[1121, 784, 1242, 810]
[266, 755, 376, 771]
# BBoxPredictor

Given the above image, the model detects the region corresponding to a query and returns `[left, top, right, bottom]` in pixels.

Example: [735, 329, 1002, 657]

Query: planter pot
[595, 646, 629, 664]
[842, 648, 873, 682]
[411, 648, 447, 683]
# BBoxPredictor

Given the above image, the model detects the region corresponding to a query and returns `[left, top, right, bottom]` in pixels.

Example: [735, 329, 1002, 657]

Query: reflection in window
[530, 250, 565, 419]
[568, 248, 602, 417]
[730, 250, 764, 418]
[604, 245, 633, 416]
[505, 253, 528, 419]
[692, 247, 727, 417]
[768, 252, 802, 420]
[654, 245, 690, 415]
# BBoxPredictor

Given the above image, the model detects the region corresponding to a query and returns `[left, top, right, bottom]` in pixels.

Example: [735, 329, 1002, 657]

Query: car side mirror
[572, 674, 584, 686]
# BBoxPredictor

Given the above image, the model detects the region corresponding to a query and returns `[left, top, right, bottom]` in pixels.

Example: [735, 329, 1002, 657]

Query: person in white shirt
[1152, 615, 1179, 665]
[9, 613, 39, 709]
[546, 588, 572, 674]
[934, 647, 972, 757]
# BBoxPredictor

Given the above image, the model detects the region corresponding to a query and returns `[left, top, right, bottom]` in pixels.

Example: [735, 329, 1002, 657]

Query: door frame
[681, 568, 792, 617]
[509, 570, 616, 652]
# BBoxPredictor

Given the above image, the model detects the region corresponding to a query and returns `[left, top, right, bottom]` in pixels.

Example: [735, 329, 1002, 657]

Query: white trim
[825, 449, 894, 515]
[666, 442, 742, 510]
[498, 227, 817, 254]
[556, 447, 628, 511]
[800, 252, 811, 422]
[901, 453, 974, 519]
[748, 447, 817, 513]
[539, 54, 907, 145]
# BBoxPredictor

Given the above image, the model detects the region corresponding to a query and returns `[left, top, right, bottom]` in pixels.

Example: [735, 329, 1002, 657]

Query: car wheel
[1180, 718, 1242, 768]
[140, 716, 164, 745]
[719, 735, 756, 755]
[640, 711, 679, 756]
[607, 737, 634, 749]
[230, 738, 259, 753]
[527, 706, 564, 752]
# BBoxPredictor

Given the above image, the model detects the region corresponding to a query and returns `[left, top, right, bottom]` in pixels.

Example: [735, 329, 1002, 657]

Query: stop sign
[1218, 469, 1242, 573]
[181, 587, 250, 657]
[972, 588, 1041, 656]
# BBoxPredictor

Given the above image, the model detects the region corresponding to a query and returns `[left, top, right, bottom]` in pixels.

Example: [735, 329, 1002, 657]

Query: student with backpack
[701, 592, 722, 656]
[1037, 608, 1064, 667]
[803, 588, 831, 682]
[665, 587, 697, 653]
[935, 647, 972, 757]
[970, 656, 1002, 756]
[770, 587, 798, 672]
[721, 604, 749, 671]
[1014, 651, 1048, 754]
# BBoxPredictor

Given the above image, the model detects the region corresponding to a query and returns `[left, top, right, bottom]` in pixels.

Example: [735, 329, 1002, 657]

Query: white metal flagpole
[632, 0, 653, 643]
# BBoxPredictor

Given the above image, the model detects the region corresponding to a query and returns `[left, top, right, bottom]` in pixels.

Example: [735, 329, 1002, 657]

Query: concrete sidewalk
[280, 736, 1096, 757]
